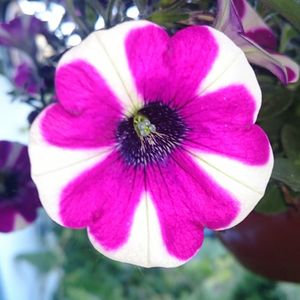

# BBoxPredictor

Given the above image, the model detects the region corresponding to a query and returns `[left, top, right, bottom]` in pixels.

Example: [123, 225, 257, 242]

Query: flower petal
[125, 22, 169, 104]
[16, 184, 40, 223]
[0, 141, 24, 169]
[126, 25, 219, 105]
[271, 53, 300, 83]
[58, 21, 152, 112]
[88, 192, 183, 267]
[183, 85, 270, 165]
[29, 114, 111, 224]
[55, 60, 123, 116]
[215, 0, 299, 84]
[0, 206, 15, 232]
[0, 141, 12, 168]
[146, 150, 239, 261]
[40, 102, 119, 149]
[30, 151, 110, 225]
[39, 61, 123, 149]
[243, 36, 300, 84]
[181, 85, 256, 127]
[214, 0, 244, 34]
[60, 151, 143, 231]
[198, 28, 262, 113]
[186, 123, 270, 165]
[233, 0, 277, 50]
[189, 149, 273, 228]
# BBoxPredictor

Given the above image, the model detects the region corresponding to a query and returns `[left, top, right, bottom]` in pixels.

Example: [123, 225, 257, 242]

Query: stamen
[116, 102, 187, 167]
[134, 114, 156, 138]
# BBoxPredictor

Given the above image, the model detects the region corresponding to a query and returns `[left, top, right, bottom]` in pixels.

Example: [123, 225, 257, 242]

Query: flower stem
[106, 0, 118, 28]
[66, 0, 90, 36]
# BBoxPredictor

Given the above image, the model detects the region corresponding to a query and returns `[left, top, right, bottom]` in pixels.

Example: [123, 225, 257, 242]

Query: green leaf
[255, 182, 287, 214]
[258, 84, 294, 121]
[148, 10, 188, 25]
[66, 287, 101, 300]
[259, 112, 287, 153]
[281, 124, 300, 162]
[17, 251, 61, 273]
[279, 24, 299, 52]
[272, 158, 300, 192]
[260, 0, 300, 31]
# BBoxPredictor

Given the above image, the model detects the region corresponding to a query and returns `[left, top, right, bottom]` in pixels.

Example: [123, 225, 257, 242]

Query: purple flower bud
[215, 0, 299, 84]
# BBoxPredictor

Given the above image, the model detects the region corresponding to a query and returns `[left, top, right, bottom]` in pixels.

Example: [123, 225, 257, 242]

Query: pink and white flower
[29, 20, 273, 267]
[215, 0, 299, 85]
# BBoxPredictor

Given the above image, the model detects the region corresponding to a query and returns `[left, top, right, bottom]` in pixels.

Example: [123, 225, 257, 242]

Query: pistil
[133, 114, 156, 138]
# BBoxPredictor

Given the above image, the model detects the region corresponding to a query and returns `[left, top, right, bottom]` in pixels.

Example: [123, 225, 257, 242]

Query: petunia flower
[13, 62, 40, 95]
[0, 141, 41, 233]
[0, 15, 46, 54]
[214, 0, 299, 85]
[29, 20, 273, 267]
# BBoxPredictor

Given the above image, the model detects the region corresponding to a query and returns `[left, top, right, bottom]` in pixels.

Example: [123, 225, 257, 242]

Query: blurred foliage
[260, 0, 300, 31]
[17, 226, 300, 300]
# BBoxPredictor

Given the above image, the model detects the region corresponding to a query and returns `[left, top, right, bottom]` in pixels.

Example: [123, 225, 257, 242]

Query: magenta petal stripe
[41, 104, 119, 149]
[56, 60, 123, 115]
[185, 124, 270, 165]
[147, 150, 239, 260]
[182, 85, 269, 165]
[232, 0, 277, 51]
[232, 0, 245, 18]
[245, 28, 277, 51]
[126, 25, 218, 107]
[125, 24, 169, 105]
[42, 61, 123, 149]
[180, 85, 256, 126]
[60, 151, 144, 249]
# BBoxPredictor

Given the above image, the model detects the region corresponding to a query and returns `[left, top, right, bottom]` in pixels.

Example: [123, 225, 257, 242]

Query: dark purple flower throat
[116, 101, 187, 167]
[0, 171, 19, 200]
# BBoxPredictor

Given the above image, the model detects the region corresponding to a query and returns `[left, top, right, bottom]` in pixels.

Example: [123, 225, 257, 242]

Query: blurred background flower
[214, 0, 299, 85]
[0, 141, 40, 233]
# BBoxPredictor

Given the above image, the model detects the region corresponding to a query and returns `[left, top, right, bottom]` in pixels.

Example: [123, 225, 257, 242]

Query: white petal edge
[29, 106, 110, 176]
[88, 192, 185, 268]
[57, 20, 154, 114]
[190, 147, 273, 229]
[29, 108, 111, 224]
[199, 27, 261, 120]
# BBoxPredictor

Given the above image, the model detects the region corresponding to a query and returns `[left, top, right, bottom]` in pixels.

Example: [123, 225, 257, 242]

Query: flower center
[116, 101, 187, 167]
[0, 171, 19, 200]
